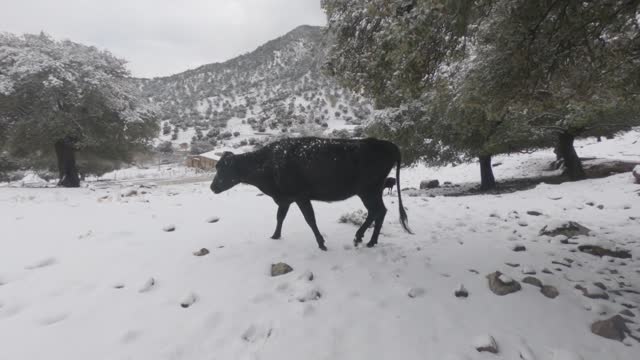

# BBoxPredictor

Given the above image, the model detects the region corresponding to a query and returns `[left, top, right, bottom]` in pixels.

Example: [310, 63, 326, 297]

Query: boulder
[420, 179, 440, 189]
[487, 271, 521, 296]
[271, 262, 293, 277]
[539, 221, 590, 238]
[541, 285, 559, 299]
[590, 315, 630, 341]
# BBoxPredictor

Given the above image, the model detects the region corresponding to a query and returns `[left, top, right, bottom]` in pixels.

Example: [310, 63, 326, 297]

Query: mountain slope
[139, 26, 373, 151]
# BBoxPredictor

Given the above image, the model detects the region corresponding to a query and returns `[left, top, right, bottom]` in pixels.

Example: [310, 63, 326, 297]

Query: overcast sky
[0, 0, 327, 78]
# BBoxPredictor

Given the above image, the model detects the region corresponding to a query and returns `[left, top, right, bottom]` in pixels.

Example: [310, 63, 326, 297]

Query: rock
[586, 201, 595, 206]
[473, 334, 499, 354]
[162, 224, 176, 232]
[593, 282, 606, 291]
[512, 244, 526, 252]
[590, 315, 630, 341]
[420, 179, 440, 189]
[270, 262, 293, 277]
[180, 293, 197, 308]
[505, 262, 520, 267]
[575, 284, 609, 300]
[597, 204, 605, 210]
[541, 285, 559, 299]
[121, 188, 138, 197]
[539, 221, 590, 238]
[522, 266, 536, 275]
[633, 165, 640, 184]
[206, 216, 220, 223]
[522, 276, 543, 288]
[578, 245, 631, 259]
[408, 287, 426, 298]
[620, 309, 635, 318]
[527, 210, 543, 216]
[454, 284, 469, 298]
[542, 268, 553, 274]
[193, 248, 210, 256]
[487, 271, 522, 296]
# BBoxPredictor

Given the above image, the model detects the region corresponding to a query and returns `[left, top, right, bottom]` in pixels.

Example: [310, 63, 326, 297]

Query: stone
[542, 268, 553, 274]
[180, 293, 197, 308]
[420, 179, 440, 189]
[512, 244, 526, 252]
[575, 284, 609, 300]
[541, 285, 559, 299]
[522, 266, 536, 275]
[505, 262, 520, 267]
[162, 224, 176, 232]
[473, 334, 499, 354]
[597, 204, 605, 210]
[620, 309, 635, 318]
[193, 248, 210, 256]
[454, 284, 469, 298]
[590, 315, 630, 341]
[527, 210, 543, 216]
[271, 262, 293, 277]
[578, 245, 631, 259]
[206, 216, 220, 223]
[487, 271, 522, 296]
[539, 221, 591, 238]
[522, 276, 543, 288]
[593, 282, 606, 291]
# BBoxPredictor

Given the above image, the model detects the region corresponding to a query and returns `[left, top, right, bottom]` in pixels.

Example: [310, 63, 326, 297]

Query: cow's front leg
[271, 202, 291, 239]
[296, 199, 327, 251]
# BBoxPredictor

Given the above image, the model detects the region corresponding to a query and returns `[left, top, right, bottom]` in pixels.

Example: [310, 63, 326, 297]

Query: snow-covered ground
[1, 132, 639, 360]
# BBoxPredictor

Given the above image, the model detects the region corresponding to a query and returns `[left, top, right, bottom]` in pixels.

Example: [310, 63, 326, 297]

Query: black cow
[210, 137, 412, 250]
[383, 177, 396, 195]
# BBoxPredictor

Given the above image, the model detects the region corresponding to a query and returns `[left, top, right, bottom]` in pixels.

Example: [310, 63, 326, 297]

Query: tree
[0, 32, 158, 187]
[485, 0, 640, 180]
[323, 0, 640, 187]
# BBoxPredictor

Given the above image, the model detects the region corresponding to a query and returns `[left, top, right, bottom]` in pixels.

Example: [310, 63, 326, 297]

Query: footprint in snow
[25, 257, 57, 270]
[241, 324, 273, 343]
[39, 313, 68, 326]
[120, 330, 141, 344]
[138, 277, 156, 293]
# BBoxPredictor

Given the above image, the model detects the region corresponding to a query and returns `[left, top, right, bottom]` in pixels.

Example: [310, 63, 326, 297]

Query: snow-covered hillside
[1, 133, 639, 360]
[140, 26, 371, 152]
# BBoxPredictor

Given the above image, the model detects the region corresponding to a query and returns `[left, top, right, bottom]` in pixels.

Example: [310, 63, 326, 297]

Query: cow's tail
[395, 151, 413, 234]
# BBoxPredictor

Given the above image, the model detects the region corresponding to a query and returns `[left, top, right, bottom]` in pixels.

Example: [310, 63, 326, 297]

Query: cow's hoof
[270, 235, 281, 240]
[353, 239, 362, 247]
[366, 242, 376, 248]
[319, 244, 328, 251]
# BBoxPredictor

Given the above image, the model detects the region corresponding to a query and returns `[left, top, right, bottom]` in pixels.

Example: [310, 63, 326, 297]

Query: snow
[1, 133, 640, 359]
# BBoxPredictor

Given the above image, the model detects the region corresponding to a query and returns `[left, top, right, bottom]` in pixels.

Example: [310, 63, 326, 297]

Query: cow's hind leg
[271, 201, 291, 239]
[367, 196, 387, 248]
[296, 199, 327, 251]
[354, 194, 384, 247]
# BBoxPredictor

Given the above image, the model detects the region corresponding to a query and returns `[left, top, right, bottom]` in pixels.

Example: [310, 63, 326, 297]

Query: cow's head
[210, 152, 241, 194]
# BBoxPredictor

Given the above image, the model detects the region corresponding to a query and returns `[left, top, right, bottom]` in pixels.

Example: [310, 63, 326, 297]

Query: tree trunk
[479, 155, 496, 191]
[556, 132, 586, 181]
[54, 139, 80, 188]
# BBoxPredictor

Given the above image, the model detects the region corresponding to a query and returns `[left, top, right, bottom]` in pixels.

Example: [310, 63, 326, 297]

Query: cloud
[0, 0, 326, 77]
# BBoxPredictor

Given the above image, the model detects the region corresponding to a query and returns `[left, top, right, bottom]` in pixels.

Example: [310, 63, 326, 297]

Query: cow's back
[265, 137, 398, 201]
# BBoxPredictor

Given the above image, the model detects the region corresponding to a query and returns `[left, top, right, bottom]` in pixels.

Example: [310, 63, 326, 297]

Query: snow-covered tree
[323, 0, 640, 188]
[0, 32, 158, 187]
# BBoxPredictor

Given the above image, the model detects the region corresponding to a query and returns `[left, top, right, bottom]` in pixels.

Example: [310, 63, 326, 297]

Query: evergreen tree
[0, 32, 158, 187]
